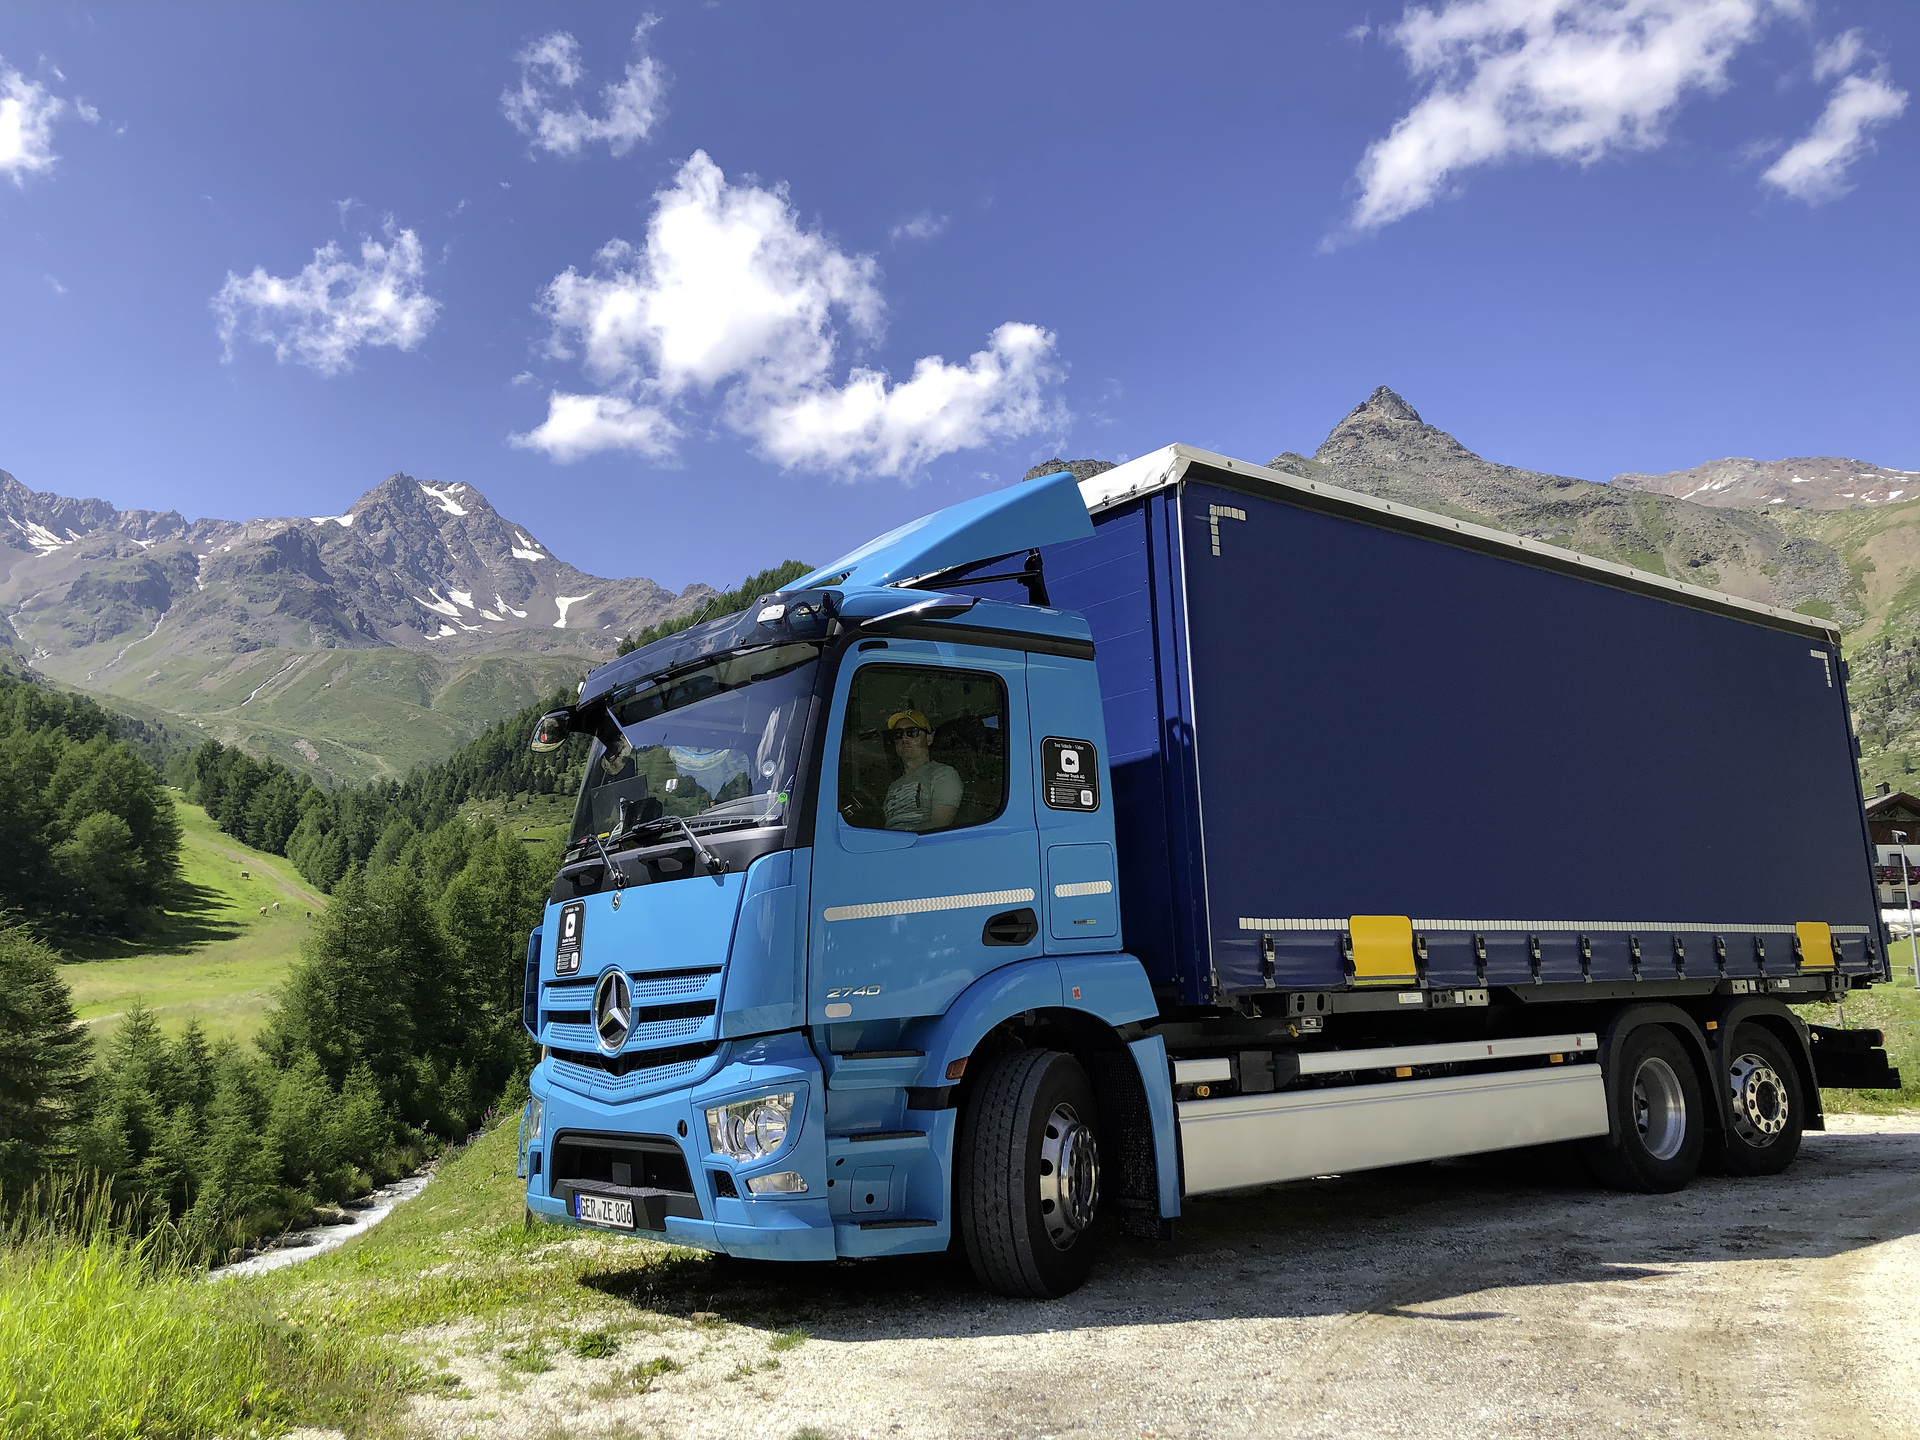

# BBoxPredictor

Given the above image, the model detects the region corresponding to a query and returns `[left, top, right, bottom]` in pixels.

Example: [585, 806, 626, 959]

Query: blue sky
[1, 2, 1915, 591]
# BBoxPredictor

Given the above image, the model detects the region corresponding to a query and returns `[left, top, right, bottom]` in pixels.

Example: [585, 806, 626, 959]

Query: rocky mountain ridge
[1611, 455, 1920, 511]
[1263, 387, 1859, 625]
[1, 469, 713, 679]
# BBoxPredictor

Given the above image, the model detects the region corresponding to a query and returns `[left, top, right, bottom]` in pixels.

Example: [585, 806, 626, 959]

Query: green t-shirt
[884, 761, 962, 831]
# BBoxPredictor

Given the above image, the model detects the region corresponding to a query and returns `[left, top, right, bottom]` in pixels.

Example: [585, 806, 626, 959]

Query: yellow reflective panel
[1795, 920, 1835, 970]
[1349, 914, 1418, 987]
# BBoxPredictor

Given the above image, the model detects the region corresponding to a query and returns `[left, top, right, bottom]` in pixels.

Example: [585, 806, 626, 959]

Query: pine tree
[0, 921, 93, 1195]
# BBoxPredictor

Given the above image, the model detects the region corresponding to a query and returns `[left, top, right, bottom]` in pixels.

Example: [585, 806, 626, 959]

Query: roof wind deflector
[796, 470, 1093, 591]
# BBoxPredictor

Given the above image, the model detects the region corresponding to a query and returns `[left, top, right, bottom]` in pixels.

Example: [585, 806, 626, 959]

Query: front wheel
[1585, 1026, 1704, 1193]
[1711, 1023, 1805, 1176]
[955, 1049, 1103, 1298]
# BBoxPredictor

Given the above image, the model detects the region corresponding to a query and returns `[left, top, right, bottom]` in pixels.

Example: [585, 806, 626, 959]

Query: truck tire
[1711, 1024, 1804, 1177]
[955, 1049, 1103, 1298]
[1586, 1026, 1704, 1193]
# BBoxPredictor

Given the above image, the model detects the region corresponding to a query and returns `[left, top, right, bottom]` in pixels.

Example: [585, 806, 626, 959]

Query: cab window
[837, 664, 1008, 833]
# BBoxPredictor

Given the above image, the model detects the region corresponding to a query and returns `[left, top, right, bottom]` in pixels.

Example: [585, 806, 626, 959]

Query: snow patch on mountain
[419, 482, 468, 516]
[8, 517, 71, 554]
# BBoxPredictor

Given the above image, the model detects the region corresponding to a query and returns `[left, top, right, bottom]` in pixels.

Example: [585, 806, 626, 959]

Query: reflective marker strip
[1238, 917, 1871, 936]
[1054, 880, 1113, 898]
[824, 888, 1036, 922]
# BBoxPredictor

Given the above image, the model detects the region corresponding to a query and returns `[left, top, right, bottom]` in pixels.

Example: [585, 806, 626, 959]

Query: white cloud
[747, 322, 1060, 473]
[538, 153, 881, 397]
[212, 221, 440, 375]
[0, 59, 66, 183]
[1347, 0, 1784, 232]
[510, 391, 679, 462]
[502, 21, 666, 158]
[890, 210, 950, 242]
[513, 151, 1063, 474]
[74, 99, 99, 125]
[1762, 68, 1908, 203]
[1812, 29, 1866, 84]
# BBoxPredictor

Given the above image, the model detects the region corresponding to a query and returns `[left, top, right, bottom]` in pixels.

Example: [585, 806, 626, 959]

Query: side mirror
[530, 709, 573, 752]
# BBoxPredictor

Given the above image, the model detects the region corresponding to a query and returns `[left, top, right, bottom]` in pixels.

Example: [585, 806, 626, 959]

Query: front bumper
[525, 1030, 839, 1261]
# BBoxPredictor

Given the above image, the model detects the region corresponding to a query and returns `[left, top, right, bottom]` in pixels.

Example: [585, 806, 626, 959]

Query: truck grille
[544, 999, 717, 1029]
[549, 1039, 720, 1078]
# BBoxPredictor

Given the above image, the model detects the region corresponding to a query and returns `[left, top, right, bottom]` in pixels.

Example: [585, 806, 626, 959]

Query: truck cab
[519, 474, 1171, 1296]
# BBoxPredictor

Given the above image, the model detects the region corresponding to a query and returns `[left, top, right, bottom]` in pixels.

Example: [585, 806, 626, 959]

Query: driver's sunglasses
[893, 726, 929, 739]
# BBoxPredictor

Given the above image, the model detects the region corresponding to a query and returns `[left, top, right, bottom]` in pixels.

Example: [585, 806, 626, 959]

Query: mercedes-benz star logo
[593, 968, 633, 1053]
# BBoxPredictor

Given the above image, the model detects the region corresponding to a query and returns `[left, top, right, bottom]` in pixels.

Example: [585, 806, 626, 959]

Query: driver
[883, 710, 961, 831]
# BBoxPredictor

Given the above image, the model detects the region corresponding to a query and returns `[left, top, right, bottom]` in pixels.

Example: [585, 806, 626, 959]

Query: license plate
[574, 1194, 635, 1229]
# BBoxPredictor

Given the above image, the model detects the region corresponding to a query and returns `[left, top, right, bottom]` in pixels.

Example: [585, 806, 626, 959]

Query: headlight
[705, 1092, 796, 1161]
[518, 1096, 544, 1179]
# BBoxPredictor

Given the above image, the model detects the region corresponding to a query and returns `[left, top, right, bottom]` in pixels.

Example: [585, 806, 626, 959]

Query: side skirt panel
[1178, 1066, 1608, 1196]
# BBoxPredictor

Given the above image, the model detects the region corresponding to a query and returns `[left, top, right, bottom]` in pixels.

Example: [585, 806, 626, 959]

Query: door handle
[982, 908, 1039, 947]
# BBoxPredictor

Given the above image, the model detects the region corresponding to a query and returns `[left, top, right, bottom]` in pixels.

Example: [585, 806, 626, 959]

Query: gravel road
[413, 1114, 1920, 1440]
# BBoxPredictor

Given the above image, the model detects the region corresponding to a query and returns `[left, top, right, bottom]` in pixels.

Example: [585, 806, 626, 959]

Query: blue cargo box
[944, 446, 1880, 1006]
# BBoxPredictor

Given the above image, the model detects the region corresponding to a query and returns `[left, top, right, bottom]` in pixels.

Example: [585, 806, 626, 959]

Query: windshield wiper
[581, 826, 628, 887]
[623, 811, 729, 877]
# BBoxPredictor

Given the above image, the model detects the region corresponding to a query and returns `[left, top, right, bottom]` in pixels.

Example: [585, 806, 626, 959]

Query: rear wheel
[1586, 1026, 1704, 1193]
[1711, 1024, 1804, 1176]
[955, 1049, 1103, 1298]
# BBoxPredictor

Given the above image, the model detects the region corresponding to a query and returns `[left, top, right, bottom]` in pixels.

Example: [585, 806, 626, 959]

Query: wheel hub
[1727, 1052, 1789, 1145]
[1631, 1055, 1688, 1162]
[1037, 1102, 1100, 1250]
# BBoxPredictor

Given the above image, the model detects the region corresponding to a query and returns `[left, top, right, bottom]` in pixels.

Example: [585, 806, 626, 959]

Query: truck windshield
[568, 642, 821, 854]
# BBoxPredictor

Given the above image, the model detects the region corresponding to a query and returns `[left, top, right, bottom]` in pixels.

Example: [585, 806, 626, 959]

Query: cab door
[808, 640, 1039, 1027]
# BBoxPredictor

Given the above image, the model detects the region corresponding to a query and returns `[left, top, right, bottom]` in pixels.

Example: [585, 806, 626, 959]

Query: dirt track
[414, 1114, 1920, 1440]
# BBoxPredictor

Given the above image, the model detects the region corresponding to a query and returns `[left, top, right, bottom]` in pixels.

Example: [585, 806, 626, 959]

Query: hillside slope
[64, 793, 324, 1042]
[102, 645, 592, 787]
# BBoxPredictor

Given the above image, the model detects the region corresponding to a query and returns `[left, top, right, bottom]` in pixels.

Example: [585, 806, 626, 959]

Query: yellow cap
[887, 710, 931, 732]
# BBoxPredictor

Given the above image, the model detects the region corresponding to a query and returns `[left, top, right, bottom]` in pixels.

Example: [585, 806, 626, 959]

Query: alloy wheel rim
[1632, 1055, 1688, 1162]
[1037, 1102, 1100, 1250]
[1727, 1052, 1789, 1146]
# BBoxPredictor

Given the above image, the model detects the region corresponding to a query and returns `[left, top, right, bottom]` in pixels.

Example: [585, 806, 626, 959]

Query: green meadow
[60, 793, 325, 1044]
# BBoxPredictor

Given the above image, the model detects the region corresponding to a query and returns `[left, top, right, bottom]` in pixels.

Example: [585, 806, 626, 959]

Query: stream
[210, 1170, 433, 1280]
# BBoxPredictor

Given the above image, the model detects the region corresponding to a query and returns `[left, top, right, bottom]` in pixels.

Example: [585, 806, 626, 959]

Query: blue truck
[517, 443, 1901, 1297]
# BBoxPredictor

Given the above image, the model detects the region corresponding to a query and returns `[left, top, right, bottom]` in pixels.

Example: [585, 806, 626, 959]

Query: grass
[1806, 961, 1920, 1115]
[224, 1113, 839, 1429]
[59, 793, 323, 1044]
[250, 1119, 720, 1341]
[0, 1180, 398, 1440]
[573, 1328, 621, 1359]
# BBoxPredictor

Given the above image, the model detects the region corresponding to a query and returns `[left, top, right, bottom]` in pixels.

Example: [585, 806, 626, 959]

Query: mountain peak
[1312, 386, 1480, 470]
[1, 461, 710, 672]
[1351, 386, 1422, 424]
